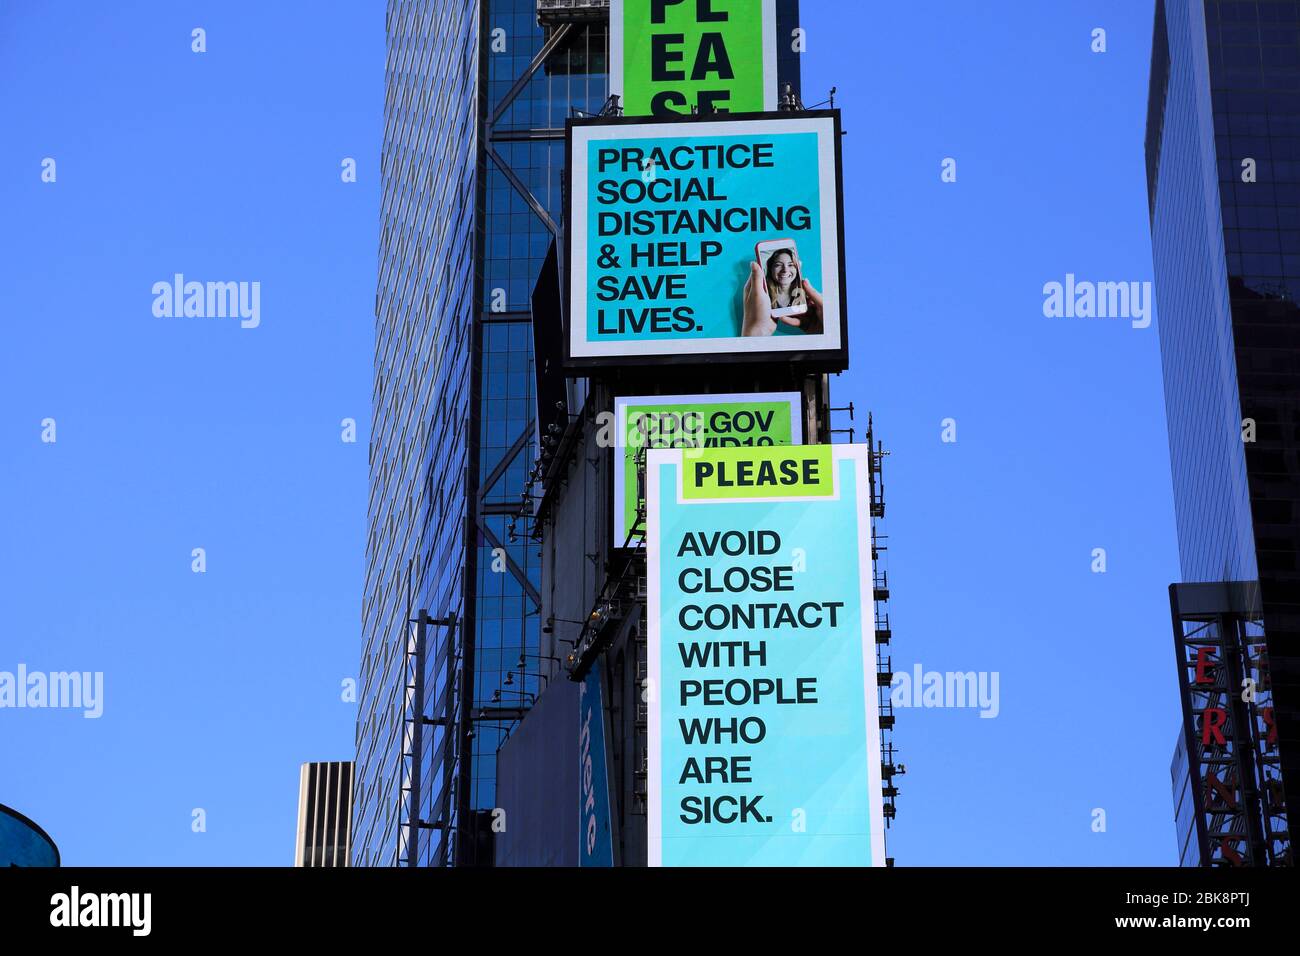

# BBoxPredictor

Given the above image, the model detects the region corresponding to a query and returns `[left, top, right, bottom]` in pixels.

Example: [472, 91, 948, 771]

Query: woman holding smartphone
[742, 242, 824, 337]
[764, 248, 807, 313]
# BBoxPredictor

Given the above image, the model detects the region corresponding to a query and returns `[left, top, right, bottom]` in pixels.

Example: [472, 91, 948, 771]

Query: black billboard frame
[562, 109, 850, 374]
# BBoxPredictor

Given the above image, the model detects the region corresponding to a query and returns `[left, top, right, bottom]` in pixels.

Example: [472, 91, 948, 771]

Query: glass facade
[360, 0, 804, 867]
[1147, 0, 1300, 862]
[1147, 0, 1259, 585]
[356, 0, 607, 866]
[1171, 730, 1202, 865]
[474, 0, 609, 819]
[356, 0, 480, 867]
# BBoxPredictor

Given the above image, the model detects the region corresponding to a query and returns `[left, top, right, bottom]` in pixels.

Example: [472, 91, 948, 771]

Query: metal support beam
[490, 127, 565, 142]
[478, 517, 543, 608]
[479, 422, 534, 501]
[403, 612, 427, 866]
[488, 22, 574, 129]
[487, 144, 559, 237]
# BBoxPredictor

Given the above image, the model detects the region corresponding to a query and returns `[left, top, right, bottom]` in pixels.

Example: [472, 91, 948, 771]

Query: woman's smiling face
[770, 251, 796, 287]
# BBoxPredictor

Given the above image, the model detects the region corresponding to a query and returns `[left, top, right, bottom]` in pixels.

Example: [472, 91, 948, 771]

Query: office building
[1171, 728, 1201, 865]
[485, 2, 897, 866]
[295, 762, 354, 867]
[1145, 0, 1300, 865]
[356, 0, 821, 867]
[356, 0, 613, 866]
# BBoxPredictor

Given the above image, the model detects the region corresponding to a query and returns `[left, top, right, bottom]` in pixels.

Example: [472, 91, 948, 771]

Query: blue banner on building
[578, 668, 615, 867]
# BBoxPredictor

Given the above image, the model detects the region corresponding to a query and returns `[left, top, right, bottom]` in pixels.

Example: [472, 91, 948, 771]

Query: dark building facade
[1171, 728, 1202, 865]
[1146, 0, 1300, 865]
[296, 761, 354, 867]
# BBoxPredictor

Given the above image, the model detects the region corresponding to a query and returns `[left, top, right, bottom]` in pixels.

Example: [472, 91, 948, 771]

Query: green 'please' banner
[617, 0, 771, 117]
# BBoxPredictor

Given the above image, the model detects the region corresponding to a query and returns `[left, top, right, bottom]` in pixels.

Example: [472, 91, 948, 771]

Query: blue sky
[0, 0, 1176, 866]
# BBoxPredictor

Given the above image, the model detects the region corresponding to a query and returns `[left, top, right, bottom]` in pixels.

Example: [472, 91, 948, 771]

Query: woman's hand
[743, 265, 825, 335]
[742, 261, 776, 336]
[797, 278, 824, 332]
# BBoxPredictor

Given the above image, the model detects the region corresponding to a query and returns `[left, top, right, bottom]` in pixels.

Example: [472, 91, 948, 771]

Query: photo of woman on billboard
[742, 240, 824, 337]
[763, 245, 808, 316]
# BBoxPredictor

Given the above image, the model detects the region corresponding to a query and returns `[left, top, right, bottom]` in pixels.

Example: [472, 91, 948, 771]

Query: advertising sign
[609, 0, 777, 117]
[566, 111, 846, 367]
[645, 444, 885, 866]
[613, 391, 802, 547]
[578, 669, 615, 866]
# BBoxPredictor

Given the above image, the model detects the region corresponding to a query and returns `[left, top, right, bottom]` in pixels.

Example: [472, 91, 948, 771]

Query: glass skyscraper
[356, 0, 608, 866]
[359, 0, 806, 868]
[1146, 0, 1300, 864]
[1171, 731, 1202, 865]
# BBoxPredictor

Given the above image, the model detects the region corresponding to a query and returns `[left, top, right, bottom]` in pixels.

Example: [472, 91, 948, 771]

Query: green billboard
[613, 391, 802, 547]
[610, 0, 777, 117]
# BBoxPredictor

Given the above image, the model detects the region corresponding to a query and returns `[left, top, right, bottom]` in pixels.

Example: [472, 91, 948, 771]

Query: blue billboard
[645, 445, 885, 866]
[566, 112, 846, 366]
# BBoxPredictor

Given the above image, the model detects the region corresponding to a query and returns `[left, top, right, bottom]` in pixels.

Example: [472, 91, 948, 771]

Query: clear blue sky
[1, 0, 1176, 866]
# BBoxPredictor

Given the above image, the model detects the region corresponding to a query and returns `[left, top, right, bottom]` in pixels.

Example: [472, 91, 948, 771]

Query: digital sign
[566, 111, 846, 367]
[613, 392, 802, 547]
[610, 0, 777, 117]
[645, 445, 885, 866]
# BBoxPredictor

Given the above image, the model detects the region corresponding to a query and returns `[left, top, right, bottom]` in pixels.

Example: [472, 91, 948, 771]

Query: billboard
[613, 391, 802, 547]
[609, 0, 777, 117]
[645, 444, 885, 866]
[566, 111, 846, 367]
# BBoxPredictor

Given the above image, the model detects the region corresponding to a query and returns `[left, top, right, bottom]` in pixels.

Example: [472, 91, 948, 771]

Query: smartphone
[754, 238, 807, 319]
